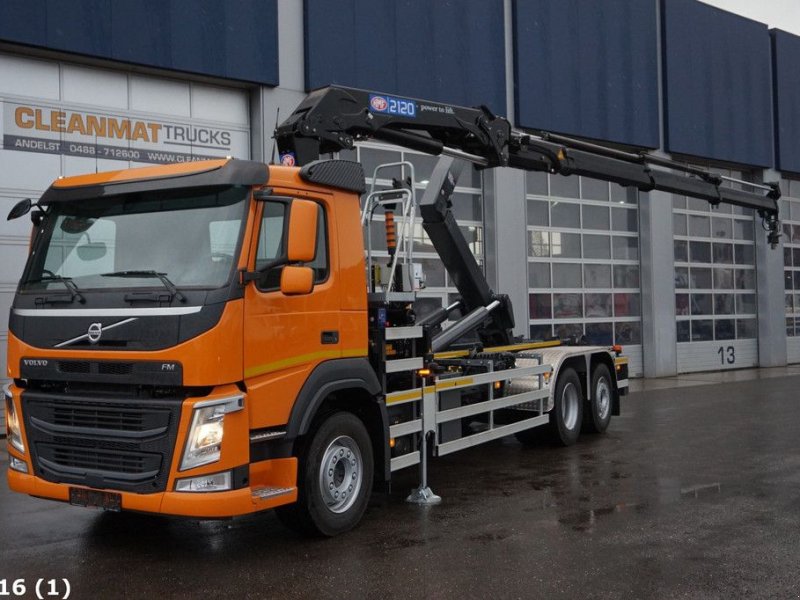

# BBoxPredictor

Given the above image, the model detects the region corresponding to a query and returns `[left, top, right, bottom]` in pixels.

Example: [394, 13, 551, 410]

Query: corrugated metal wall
[772, 29, 800, 175]
[304, 0, 507, 114]
[512, 0, 660, 148]
[662, 0, 773, 167]
[0, 0, 279, 85]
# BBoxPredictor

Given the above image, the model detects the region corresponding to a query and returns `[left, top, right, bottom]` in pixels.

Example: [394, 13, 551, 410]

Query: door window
[255, 200, 328, 291]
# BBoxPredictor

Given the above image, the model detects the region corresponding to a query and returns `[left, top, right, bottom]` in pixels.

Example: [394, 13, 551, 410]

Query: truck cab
[6, 158, 381, 527]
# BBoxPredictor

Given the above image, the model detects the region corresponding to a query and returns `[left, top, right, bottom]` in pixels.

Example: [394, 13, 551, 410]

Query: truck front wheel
[276, 411, 374, 537]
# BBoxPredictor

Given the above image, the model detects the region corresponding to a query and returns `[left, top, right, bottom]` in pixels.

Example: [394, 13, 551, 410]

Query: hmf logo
[370, 96, 388, 112]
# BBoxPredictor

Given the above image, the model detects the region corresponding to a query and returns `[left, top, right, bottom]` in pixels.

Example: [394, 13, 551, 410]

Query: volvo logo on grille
[87, 322, 103, 344]
[54, 317, 138, 348]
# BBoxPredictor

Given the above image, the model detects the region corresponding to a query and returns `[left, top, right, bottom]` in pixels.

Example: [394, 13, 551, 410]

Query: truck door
[243, 196, 341, 426]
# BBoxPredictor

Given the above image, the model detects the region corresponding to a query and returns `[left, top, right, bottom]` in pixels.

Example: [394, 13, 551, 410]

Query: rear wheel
[582, 363, 613, 434]
[276, 411, 373, 537]
[516, 367, 583, 446]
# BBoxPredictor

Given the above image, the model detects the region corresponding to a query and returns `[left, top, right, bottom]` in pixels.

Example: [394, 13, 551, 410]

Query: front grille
[52, 405, 151, 432]
[98, 362, 133, 375]
[22, 358, 183, 386]
[58, 361, 90, 374]
[59, 360, 133, 376]
[22, 390, 183, 493]
[39, 444, 161, 476]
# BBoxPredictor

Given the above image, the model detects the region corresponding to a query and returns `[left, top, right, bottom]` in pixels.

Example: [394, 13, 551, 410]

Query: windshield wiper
[27, 274, 86, 304]
[101, 270, 187, 303]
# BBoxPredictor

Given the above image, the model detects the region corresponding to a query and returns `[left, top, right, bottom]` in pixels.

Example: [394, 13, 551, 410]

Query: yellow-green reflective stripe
[245, 348, 367, 378]
[386, 389, 422, 405]
[433, 339, 561, 360]
[386, 386, 435, 406]
[435, 377, 474, 391]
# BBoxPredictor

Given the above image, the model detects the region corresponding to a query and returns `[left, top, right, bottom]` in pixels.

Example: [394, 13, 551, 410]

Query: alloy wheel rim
[318, 435, 363, 514]
[596, 377, 611, 420]
[561, 382, 580, 430]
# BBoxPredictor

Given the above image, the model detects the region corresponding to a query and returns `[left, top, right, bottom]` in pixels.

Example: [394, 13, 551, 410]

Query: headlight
[4, 385, 24, 454]
[180, 396, 243, 471]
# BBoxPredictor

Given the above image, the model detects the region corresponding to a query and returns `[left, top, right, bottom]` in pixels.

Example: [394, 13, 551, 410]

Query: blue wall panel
[772, 29, 800, 175]
[0, 1, 47, 47]
[0, 0, 278, 85]
[46, 0, 112, 58]
[513, 0, 659, 148]
[662, 0, 772, 167]
[305, 0, 507, 115]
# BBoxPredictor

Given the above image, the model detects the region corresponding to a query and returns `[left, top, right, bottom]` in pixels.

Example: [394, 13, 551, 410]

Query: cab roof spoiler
[38, 159, 268, 204]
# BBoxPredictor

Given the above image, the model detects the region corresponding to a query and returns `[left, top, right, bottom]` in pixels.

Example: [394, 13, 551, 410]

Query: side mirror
[280, 265, 314, 295]
[287, 199, 318, 263]
[7, 198, 31, 221]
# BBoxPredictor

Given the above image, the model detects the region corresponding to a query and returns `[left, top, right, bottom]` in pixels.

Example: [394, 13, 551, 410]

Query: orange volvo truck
[5, 87, 781, 535]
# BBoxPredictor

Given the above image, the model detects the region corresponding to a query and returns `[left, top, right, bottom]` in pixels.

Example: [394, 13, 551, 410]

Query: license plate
[69, 487, 122, 511]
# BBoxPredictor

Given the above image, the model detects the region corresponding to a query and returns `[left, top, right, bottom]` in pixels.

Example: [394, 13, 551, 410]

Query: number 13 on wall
[717, 345, 735, 365]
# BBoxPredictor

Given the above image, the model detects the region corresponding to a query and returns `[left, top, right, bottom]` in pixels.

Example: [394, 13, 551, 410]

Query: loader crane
[275, 85, 780, 354]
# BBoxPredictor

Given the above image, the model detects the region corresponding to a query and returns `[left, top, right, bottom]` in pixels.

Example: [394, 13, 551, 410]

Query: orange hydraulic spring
[385, 210, 397, 257]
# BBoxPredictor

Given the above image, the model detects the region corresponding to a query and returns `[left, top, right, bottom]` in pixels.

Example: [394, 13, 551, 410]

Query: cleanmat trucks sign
[2, 101, 244, 164]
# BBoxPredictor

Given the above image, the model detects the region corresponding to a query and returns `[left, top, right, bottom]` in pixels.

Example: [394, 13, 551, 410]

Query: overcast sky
[699, 0, 800, 36]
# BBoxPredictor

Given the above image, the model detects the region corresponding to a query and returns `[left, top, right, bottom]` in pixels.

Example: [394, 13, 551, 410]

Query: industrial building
[1, 0, 799, 379]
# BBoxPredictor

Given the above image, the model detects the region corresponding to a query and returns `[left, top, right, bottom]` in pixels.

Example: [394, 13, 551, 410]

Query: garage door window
[673, 168, 757, 342]
[526, 171, 641, 347]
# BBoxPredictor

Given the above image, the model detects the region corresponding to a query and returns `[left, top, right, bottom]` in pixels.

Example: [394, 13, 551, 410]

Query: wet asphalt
[2, 375, 800, 599]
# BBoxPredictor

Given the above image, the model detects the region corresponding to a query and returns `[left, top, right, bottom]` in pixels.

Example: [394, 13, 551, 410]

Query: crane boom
[276, 85, 781, 348]
[276, 86, 780, 222]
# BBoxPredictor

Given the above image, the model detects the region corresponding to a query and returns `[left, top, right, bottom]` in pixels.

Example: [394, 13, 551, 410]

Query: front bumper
[7, 456, 297, 517]
[5, 381, 298, 518]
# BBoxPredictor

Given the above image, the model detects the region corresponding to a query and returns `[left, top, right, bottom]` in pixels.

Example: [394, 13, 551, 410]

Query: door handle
[321, 330, 339, 344]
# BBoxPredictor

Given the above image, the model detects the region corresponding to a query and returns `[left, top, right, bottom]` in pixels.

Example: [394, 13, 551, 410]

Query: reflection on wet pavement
[2, 374, 800, 597]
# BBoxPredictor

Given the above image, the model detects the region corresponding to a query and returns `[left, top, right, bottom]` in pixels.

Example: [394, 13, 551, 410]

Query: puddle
[680, 482, 721, 498]
[555, 482, 723, 532]
[557, 501, 649, 532]
[468, 530, 512, 544]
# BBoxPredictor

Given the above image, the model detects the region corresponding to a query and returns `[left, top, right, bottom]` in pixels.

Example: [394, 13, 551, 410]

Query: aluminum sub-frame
[387, 362, 551, 473]
[390, 451, 420, 471]
[436, 414, 550, 456]
[385, 357, 423, 373]
[384, 326, 423, 340]
[435, 388, 548, 424]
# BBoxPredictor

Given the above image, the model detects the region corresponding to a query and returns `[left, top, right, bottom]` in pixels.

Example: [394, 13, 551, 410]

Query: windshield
[20, 185, 249, 293]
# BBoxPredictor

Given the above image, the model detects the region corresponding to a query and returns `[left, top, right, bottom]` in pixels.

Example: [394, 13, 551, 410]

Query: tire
[276, 411, 373, 537]
[515, 367, 583, 447]
[582, 363, 613, 434]
[547, 367, 583, 446]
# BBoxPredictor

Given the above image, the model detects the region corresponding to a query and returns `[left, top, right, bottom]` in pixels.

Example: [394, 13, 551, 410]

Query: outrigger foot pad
[406, 486, 442, 505]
